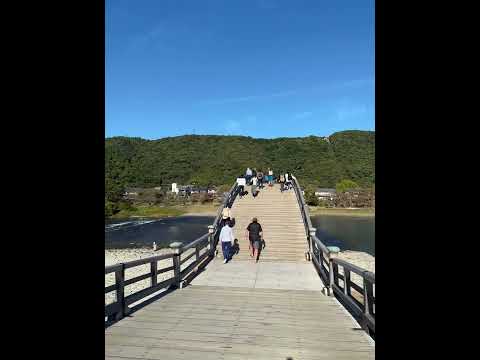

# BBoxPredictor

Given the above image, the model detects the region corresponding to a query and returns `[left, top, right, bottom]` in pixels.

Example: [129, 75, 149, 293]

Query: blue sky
[106, 0, 374, 139]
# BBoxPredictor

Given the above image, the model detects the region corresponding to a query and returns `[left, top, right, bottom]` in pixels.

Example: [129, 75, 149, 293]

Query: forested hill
[105, 130, 374, 191]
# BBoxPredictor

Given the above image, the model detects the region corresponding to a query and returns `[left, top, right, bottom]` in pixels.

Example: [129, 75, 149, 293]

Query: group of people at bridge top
[237, 167, 293, 198]
[219, 168, 295, 265]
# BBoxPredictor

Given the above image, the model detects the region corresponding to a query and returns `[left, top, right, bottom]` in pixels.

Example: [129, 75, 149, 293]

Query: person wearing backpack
[245, 217, 264, 262]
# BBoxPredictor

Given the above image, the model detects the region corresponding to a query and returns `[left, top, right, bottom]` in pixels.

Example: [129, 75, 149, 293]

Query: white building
[315, 188, 336, 201]
[171, 183, 179, 194]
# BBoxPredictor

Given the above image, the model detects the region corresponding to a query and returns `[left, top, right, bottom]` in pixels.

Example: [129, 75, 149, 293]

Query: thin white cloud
[198, 90, 297, 106]
[293, 111, 313, 120]
[197, 78, 373, 107]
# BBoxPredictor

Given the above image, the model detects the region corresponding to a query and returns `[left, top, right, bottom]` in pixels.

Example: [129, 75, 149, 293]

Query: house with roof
[315, 188, 337, 201]
[124, 187, 143, 197]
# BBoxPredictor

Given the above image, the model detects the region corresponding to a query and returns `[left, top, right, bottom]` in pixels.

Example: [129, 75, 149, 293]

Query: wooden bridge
[105, 177, 375, 359]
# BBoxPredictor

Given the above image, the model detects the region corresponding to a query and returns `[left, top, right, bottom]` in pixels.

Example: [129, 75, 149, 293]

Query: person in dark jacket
[245, 217, 264, 262]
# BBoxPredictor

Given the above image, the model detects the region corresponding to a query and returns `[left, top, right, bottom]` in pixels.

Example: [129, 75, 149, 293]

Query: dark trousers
[221, 241, 232, 260]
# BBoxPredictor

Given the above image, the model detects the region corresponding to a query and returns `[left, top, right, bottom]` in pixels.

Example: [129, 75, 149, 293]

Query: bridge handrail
[181, 233, 210, 251]
[105, 180, 240, 324]
[290, 175, 315, 254]
[291, 174, 375, 336]
[213, 181, 239, 229]
[330, 258, 375, 334]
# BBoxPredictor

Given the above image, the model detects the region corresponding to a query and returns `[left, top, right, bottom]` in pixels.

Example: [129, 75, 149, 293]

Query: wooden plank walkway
[106, 286, 374, 360]
[105, 182, 375, 359]
[230, 184, 307, 261]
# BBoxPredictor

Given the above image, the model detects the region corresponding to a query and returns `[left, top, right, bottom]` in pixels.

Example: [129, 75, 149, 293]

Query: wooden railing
[291, 175, 375, 336]
[290, 175, 315, 256]
[105, 181, 239, 323]
[331, 258, 375, 335]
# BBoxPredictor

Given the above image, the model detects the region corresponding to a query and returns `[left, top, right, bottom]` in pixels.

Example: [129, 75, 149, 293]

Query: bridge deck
[105, 183, 375, 359]
[106, 285, 374, 360]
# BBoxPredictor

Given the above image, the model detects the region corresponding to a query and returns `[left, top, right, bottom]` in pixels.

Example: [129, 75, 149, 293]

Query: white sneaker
[223, 259, 227, 264]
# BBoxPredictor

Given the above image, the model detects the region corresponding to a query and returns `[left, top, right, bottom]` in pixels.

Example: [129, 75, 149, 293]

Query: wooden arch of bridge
[105, 176, 375, 359]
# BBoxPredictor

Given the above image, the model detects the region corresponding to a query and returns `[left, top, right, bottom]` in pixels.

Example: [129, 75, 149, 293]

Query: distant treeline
[105, 130, 374, 202]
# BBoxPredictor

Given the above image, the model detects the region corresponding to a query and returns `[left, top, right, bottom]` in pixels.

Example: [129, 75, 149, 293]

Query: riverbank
[105, 248, 174, 305]
[337, 250, 375, 273]
[174, 203, 219, 217]
[109, 203, 220, 220]
[308, 206, 375, 217]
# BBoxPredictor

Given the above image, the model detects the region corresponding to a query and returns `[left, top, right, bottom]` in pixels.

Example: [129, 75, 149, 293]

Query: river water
[105, 216, 215, 249]
[105, 215, 374, 256]
[310, 215, 375, 256]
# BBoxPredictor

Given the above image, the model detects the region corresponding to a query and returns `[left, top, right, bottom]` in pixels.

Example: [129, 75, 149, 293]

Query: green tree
[105, 131, 375, 194]
[336, 179, 359, 193]
[304, 186, 319, 206]
[105, 200, 119, 217]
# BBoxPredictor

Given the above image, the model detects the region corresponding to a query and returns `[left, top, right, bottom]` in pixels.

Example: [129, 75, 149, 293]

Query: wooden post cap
[327, 246, 340, 258]
[169, 242, 183, 253]
[327, 246, 340, 253]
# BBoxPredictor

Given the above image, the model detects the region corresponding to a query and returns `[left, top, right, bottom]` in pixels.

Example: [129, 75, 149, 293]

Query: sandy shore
[337, 250, 375, 273]
[179, 212, 217, 217]
[105, 248, 175, 305]
[105, 248, 374, 306]
[308, 207, 375, 217]
[335, 251, 375, 301]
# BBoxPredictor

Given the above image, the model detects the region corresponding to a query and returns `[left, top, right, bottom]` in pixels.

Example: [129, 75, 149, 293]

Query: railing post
[363, 274, 374, 316]
[150, 260, 158, 287]
[308, 228, 316, 261]
[208, 225, 215, 256]
[344, 268, 351, 296]
[327, 246, 340, 296]
[115, 264, 125, 320]
[195, 244, 200, 262]
[169, 241, 184, 289]
[362, 275, 374, 334]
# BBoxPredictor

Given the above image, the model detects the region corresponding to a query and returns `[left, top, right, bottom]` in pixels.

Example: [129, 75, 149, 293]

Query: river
[105, 215, 374, 256]
[310, 215, 375, 256]
[105, 216, 215, 249]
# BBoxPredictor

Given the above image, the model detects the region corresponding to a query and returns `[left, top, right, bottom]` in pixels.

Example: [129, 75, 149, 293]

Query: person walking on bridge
[268, 168, 274, 187]
[257, 170, 264, 189]
[236, 175, 246, 198]
[219, 220, 234, 264]
[251, 175, 258, 198]
[221, 205, 232, 228]
[245, 167, 253, 184]
[245, 217, 263, 262]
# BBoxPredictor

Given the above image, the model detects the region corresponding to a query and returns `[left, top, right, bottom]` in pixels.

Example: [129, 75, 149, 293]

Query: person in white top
[221, 206, 232, 227]
[251, 176, 258, 198]
[236, 176, 246, 198]
[219, 220, 234, 263]
[245, 167, 253, 184]
[268, 168, 274, 187]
